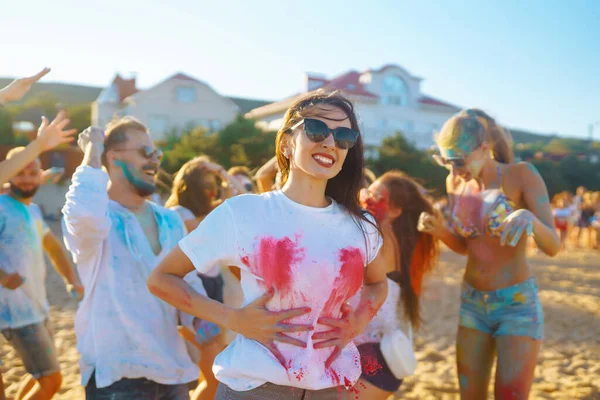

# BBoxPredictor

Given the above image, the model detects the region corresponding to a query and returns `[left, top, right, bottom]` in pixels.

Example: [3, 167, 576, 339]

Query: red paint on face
[361, 186, 390, 223]
[361, 197, 388, 223]
[322, 247, 364, 318]
[242, 236, 305, 292]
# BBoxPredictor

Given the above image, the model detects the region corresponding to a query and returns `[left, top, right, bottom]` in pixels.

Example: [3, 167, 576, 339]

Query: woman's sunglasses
[291, 118, 358, 150]
[432, 154, 467, 168]
[114, 145, 164, 162]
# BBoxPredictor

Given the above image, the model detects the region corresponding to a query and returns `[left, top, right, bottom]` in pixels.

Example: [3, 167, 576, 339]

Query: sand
[1, 221, 598, 399]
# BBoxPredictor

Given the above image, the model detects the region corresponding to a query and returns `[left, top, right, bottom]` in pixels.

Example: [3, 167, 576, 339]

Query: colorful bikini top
[450, 165, 516, 239]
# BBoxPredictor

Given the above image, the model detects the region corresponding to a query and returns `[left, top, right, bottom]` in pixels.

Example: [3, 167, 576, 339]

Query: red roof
[170, 72, 201, 83]
[320, 71, 378, 98]
[113, 74, 138, 102]
[419, 95, 460, 109]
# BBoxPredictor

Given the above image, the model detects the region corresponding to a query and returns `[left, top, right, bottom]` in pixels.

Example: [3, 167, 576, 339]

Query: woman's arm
[148, 245, 313, 365]
[314, 230, 389, 368]
[418, 175, 468, 255]
[518, 163, 560, 256]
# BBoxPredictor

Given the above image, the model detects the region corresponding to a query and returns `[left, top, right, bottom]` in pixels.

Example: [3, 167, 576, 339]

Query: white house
[92, 72, 241, 141]
[246, 64, 461, 150]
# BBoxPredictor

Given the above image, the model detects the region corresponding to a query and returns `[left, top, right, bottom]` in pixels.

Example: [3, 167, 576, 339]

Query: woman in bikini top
[418, 109, 560, 400]
[450, 164, 517, 240]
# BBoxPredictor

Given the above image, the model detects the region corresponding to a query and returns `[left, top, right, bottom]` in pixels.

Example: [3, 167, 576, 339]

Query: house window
[210, 120, 222, 132]
[176, 87, 197, 103]
[381, 76, 408, 106]
[148, 115, 169, 135]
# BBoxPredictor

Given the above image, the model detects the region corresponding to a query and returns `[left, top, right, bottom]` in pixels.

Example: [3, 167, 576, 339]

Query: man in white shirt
[0, 147, 84, 400]
[62, 118, 200, 399]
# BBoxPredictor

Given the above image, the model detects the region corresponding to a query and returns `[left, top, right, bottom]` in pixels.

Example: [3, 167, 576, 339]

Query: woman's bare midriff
[463, 237, 532, 291]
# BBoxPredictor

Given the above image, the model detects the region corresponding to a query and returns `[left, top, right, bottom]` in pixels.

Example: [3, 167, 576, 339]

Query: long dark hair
[379, 171, 439, 329]
[275, 90, 378, 258]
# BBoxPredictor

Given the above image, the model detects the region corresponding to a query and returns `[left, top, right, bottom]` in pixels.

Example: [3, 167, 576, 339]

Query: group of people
[551, 187, 600, 250]
[0, 69, 562, 400]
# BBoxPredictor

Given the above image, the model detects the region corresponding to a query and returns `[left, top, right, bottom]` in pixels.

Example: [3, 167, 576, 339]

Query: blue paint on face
[459, 373, 469, 389]
[9, 183, 39, 199]
[439, 147, 465, 159]
[115, 160, 156, 197]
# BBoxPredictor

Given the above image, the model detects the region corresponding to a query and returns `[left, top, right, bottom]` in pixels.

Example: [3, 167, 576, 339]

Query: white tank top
[352, 278, 402, 345]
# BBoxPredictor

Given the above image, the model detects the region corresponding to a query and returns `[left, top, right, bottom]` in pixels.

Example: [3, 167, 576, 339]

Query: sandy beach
[1, 221, 598, 399]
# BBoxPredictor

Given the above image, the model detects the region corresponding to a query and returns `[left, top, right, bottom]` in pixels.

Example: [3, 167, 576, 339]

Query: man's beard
[116, 161, 157, 197]
[10, 183, 39, 199]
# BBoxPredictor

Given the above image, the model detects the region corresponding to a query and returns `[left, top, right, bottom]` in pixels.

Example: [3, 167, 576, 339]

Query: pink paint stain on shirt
[322, 247, 365, 318]
[326, 367, 341, 386]
[241, 235, 305, 292]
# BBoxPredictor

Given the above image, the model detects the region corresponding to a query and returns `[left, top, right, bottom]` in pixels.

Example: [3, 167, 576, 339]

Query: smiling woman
[147, 90, 389, 400]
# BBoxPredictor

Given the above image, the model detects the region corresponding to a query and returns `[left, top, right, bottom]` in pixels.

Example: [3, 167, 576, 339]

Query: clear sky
[2, 0, 599, 138]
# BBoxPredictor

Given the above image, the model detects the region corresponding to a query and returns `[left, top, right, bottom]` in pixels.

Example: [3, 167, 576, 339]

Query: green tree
[160, 126, 218, 174]
[0, 108, 15, 145]
[66, 103, 92, 133]
[215, 115, 276, 168]
[368, 132, 448, 196]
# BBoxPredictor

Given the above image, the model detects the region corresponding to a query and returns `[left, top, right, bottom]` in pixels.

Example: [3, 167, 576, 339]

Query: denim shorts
[85, 372, 191, 400]
[1, 319, 60, 378]
[459, 277, 544, 340]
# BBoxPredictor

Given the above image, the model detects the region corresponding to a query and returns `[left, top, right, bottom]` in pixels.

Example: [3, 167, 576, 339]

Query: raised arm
[0, 68, 50, 105]
[61, 127, 111, 264]
[0, 111, 76, 186]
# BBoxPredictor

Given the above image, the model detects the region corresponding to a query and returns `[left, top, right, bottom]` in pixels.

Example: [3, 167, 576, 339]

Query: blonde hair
[436, 109, 514, 164]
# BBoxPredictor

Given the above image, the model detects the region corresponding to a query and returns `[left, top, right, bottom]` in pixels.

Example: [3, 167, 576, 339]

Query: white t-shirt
[553, 207, 572, 219]
[352, 278, 402, 346]
[170, 205, 220, 278]
[0, 195, 50, 329]
[179, 190, 382, 391]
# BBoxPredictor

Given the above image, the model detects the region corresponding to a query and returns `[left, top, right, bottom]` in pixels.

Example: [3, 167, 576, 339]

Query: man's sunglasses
[113, 146, 164, 162]
[291, 118, 358, 150]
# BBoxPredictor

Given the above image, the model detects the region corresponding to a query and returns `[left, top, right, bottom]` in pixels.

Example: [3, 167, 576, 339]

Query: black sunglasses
[114, 145, 164, 162]
[291, 118, 358, 150]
